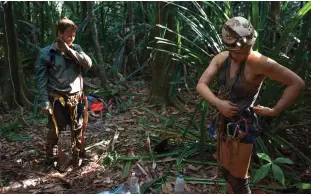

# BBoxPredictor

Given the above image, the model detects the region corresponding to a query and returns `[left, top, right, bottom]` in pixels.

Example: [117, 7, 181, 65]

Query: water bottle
[174, 173, 185, 194]
[129, 173, 141, 194]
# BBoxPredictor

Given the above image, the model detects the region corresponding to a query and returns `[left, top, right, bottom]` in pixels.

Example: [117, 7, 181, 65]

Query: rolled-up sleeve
[35, 50, 50, 108]
[72, 45, 92, 68]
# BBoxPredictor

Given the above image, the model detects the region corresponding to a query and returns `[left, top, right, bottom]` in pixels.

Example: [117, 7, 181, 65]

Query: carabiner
[226, 122, 238, 138]
[235, 118, 248, 138]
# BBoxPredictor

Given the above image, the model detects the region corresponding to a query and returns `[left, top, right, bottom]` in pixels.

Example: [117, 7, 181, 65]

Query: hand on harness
[216, 100, 239, 117]
[253, 105, 279, 117]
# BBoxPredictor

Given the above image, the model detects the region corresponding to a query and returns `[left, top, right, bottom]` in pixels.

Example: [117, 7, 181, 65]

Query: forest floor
[0, 82, 310, 194]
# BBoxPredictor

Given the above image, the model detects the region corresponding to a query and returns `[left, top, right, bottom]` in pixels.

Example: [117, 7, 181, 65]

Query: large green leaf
[252, 163, 271, 184]
[257, 153, 272, 163]
[273, 157, 294, 165]
[272, 164, 285, 186]
[122, 160, 132, 178]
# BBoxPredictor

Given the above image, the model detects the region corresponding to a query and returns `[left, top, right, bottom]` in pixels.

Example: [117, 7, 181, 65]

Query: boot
[57, 151, 72, 173]
[72, 149, 83, 168]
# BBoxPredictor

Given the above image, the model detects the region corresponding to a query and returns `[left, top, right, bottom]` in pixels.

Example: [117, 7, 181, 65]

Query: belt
[52, 90, 81, 97]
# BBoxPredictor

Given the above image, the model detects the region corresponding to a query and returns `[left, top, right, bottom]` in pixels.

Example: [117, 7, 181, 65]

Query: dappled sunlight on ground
[0, 84, 310, 193]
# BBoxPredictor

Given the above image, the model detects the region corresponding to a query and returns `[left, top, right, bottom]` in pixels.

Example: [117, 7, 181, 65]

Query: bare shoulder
[213, 51, 230, 68]
[247, 51, 304, 87]
[247, 51, 280, 73]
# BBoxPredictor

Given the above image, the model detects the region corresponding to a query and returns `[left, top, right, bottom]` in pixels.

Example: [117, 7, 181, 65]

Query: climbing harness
[50, 92, 88, 171]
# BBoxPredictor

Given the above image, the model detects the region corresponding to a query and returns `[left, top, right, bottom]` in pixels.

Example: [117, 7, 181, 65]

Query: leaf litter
[0, 84, 310, 194]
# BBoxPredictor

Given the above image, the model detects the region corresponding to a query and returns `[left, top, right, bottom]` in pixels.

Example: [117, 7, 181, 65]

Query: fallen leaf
[171, 111, 179, 115]
[124, 119, 135, 123]
[103, 177, 112, 184]
[105, 127, 112, 132]
[137, 163, 149, 177]
[45, 185, 64, 193]
[187, 164, 203, 171]
[44, 183, 56, 189]
[162, 182, 173, 194]
[133, 109, 145, 115]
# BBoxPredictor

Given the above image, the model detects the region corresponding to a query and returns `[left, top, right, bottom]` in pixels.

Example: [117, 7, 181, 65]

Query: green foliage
[252, 153, 294, 186]
[0, 121, 19, 137]
[253, 163, 271, 184]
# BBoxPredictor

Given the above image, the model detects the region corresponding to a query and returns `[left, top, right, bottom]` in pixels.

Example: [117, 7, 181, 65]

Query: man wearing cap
[196, 17, 305, 194]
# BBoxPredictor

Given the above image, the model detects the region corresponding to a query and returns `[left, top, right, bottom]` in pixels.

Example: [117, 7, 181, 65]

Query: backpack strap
[47, 52, 57, 73]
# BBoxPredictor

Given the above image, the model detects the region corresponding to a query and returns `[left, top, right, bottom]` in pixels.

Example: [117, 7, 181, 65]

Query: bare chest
[229, 62, 264, 85]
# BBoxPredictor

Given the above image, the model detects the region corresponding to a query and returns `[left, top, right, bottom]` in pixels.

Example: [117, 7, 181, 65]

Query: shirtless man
[196, 17, 305, 194]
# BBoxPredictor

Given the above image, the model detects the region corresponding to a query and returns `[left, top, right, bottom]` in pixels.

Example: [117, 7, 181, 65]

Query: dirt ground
[0, 84, 310, 194]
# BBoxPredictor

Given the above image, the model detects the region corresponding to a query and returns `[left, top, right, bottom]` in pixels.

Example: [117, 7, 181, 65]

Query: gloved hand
[55, 38, 70, 53]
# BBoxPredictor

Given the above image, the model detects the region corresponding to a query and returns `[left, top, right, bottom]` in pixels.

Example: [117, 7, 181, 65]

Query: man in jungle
[196, 16, 305, 194]
[36, 18, 92, 170]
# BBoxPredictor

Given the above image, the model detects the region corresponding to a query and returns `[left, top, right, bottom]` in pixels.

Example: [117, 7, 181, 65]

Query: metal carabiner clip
[226, 122, 238, 138]
[235, 118, 248, 138]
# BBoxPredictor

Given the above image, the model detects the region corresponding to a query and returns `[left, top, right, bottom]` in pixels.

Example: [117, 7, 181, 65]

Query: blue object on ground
[98, 184, 126, 194]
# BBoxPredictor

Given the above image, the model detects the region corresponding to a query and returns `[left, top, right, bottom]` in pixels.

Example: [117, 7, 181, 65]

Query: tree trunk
[0, 11, 6, 97]
[87, 1, 108, 88]
[293, 9, 311, 72]
[123, 1, 136, 77]
[26, 1, 31, 21]
[81, 1, 87, 21]
[147, 2, 186, 111]
[269, 1, 281, 46]
[31, 2, 38, 45]
[306, 11, 311, 79]
[2, 1, 33, 107]
[40, 2, 45, 47]
[142, 1, 150, 63]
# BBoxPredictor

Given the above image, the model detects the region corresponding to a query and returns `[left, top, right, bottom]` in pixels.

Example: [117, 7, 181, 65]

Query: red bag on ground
[89, 101, 104, 112]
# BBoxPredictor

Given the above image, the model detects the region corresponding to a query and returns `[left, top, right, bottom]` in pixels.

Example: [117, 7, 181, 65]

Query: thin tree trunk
[87, 1, 108, 88]
[293, 10, 311, 72]
[101, 3, 105, 35]
[124, 1, 136, 77]
[2, 1, 33, 107]
[0, 10, 7, 100]
[142, 2, 151, 66]
[40, 2, 45, 47]
[81, 1, 87, 21]
[26, 1, 31, 21]
[269, 1, 281, 45]
[306, 11, 311, 79]
[31, 2, 38, 45]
